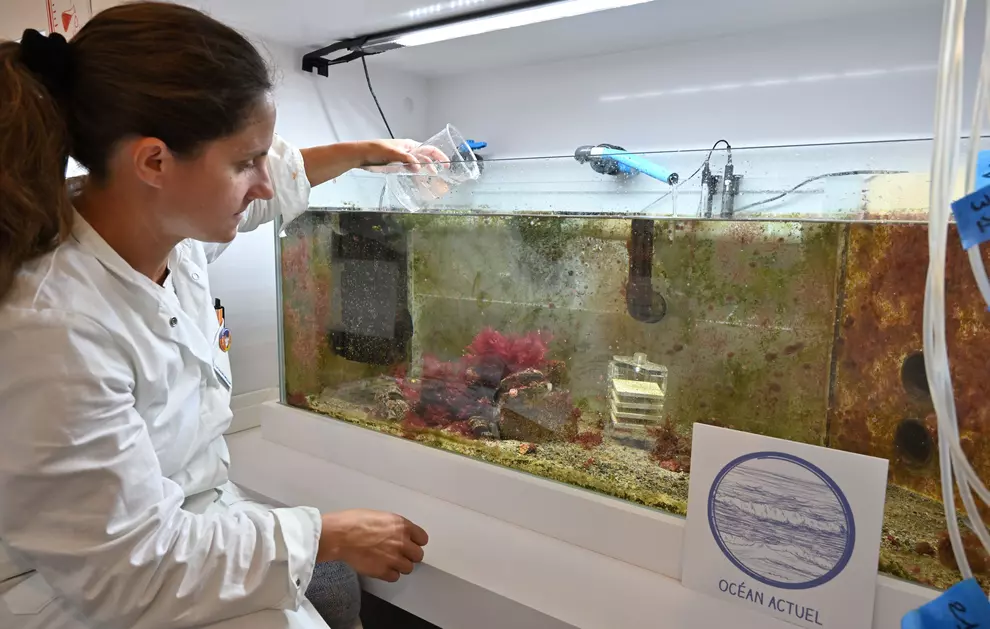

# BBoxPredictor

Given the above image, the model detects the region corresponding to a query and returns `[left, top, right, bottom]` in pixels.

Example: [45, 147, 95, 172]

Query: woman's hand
[355, 139, 449, 173]
[300, 139, 449, 187]
[318, 509, 429, 582]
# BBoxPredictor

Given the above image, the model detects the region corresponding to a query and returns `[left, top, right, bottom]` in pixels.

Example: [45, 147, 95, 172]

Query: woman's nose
[251, 168, 275, 201]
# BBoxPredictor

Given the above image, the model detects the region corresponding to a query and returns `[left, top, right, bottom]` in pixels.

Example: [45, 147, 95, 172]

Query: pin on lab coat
[0, 135, 332, 629]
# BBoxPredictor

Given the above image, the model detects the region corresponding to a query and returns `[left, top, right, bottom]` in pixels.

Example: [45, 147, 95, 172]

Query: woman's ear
[129, 137, 172, 189]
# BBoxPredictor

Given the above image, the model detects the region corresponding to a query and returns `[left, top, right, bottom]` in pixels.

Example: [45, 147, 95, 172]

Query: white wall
[208, 38, 429, 395]
[2, 0, 95, 39]
[423, 7, 978, 158]
[1, 0, 50, 39]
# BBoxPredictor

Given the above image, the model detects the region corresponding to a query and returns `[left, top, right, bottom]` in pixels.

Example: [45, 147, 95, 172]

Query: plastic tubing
[926, 0, 973, 581]
[949, 1, 990, 577]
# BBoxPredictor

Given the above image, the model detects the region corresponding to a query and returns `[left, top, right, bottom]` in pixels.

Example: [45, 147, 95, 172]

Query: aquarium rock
[498, 382, 579, 443]
[374, 381, 409, 422]
[469, 413, 501, 439]
[497, 368, 549, 399]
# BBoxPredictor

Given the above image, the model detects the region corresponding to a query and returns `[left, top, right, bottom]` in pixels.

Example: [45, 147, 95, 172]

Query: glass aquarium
[276, 137, 990, 591]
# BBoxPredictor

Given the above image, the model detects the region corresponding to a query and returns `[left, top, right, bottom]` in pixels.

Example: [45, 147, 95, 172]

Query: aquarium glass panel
[277, 138, 990, 591]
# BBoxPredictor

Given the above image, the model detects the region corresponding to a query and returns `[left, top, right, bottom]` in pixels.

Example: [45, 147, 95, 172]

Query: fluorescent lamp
[392, 0, 654, 47]
[301, 0, 656, 74]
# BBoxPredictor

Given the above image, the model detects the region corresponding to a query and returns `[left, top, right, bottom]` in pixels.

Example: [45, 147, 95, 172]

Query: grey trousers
[306, 561, 362, 629]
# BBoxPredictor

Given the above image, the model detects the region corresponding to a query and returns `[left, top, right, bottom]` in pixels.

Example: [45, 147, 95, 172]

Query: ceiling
[183, 0, 525, 46]
[372, 0, 942, 76]
[189, 0, 942, 77]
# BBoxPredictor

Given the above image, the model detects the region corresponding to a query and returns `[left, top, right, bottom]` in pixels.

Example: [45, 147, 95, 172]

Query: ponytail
[0, 36, 73, 302]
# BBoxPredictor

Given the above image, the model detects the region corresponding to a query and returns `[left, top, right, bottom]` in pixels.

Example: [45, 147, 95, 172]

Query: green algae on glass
[511, 215, 579, 262]
[280, 212, 394, 402]
[280, 212, 334, 400]
[648, 221, 841, 443]
[404, 216, 839, 446]
[280, 208, 988, 592]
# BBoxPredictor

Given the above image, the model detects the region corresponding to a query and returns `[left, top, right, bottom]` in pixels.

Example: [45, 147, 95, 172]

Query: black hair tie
[19, 29, 74, 99]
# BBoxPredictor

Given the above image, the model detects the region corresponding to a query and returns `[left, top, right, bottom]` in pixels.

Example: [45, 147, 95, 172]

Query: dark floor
[361, 590, 439, 629]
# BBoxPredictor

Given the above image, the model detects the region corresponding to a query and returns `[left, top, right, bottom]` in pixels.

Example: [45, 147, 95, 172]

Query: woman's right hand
[318, 509, 429, 582]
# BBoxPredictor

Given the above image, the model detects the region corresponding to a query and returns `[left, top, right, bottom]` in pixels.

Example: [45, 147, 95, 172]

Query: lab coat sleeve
[203, 133, 313, 264]
[0, 311, 322, 629]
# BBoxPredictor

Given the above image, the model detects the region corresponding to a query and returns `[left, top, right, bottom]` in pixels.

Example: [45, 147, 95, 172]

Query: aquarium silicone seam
[823, 225, 851, 449]
[274, 213, 288, 405]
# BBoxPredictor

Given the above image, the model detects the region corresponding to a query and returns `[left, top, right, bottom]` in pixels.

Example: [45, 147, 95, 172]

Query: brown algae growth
[830, 224, 990, 506]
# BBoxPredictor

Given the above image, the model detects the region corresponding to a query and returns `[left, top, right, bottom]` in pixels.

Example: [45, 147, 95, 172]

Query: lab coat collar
[68, 209, 215, 369]
[69, 209, 183, 296]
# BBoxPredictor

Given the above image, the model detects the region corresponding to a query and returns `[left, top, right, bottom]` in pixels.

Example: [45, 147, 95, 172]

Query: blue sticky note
[977, 150, 990, 184]
[902, 578, 990, 629]
[951, 185, 990, 249]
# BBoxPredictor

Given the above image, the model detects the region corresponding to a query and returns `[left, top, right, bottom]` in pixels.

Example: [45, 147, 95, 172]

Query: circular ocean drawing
[708, 451, 855, 590]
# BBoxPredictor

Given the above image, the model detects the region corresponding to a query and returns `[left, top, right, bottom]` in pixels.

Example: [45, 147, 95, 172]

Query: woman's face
[157, 95, 278, 243]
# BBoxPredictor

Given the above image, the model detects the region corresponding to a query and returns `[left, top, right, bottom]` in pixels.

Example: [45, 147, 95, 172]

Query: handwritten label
[718, 580, 823, 626]
[951, 184, 990, 249]
[902, 578, 990, 629]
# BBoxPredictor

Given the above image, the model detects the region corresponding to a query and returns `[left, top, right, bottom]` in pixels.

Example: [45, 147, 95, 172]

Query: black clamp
[302, 37, 398, 76]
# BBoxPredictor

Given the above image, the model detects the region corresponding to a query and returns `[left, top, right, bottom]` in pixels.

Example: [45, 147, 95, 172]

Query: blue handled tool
[575, 143, 679, 185]
[457, 139, 487, 157]
[458, 139, 487, 174]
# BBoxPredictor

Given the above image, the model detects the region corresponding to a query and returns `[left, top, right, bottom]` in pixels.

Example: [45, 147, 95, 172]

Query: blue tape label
[950, 184, 990, 249]
[901, 578, 990, 629]
[977, 150, 990, 185]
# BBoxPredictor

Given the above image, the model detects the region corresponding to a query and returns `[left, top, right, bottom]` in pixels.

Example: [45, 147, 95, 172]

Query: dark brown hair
[0, 2, 272, 300]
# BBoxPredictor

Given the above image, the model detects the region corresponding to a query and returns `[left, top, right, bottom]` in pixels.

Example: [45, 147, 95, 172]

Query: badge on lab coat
[218, 327, 231, 353]
[214, 299, 231, 353]
[213, 298, 232, 390]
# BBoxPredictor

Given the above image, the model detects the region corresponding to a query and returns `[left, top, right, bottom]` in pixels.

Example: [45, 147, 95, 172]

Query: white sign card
[681, 423, 889, 629]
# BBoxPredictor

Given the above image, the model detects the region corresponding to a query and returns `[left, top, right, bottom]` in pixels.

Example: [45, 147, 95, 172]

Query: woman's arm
[203, 135, 443, 263]
[300, 139, 437, 187]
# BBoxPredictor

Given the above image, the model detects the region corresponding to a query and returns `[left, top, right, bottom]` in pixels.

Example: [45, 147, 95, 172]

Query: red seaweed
[397, 327, 572, 438]
[570, 431, 604, 450]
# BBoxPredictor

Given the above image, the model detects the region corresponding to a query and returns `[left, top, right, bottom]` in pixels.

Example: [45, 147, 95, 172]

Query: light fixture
[392, 0, 652, 47]
[302, 0, 654, 76]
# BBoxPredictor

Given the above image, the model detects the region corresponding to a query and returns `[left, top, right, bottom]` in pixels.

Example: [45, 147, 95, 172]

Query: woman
[0, 3, 434, 628]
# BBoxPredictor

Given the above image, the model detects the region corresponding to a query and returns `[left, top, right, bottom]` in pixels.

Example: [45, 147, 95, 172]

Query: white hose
[925, 0, 990, 588]
[927, 0, 973, 581]
[954, 6, 990, 573]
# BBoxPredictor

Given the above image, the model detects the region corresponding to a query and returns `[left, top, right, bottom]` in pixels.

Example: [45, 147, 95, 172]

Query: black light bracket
[302, 37, 392, 76]
[302, 0, 570, 76]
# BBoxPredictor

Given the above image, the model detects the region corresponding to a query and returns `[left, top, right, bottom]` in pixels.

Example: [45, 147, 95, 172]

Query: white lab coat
[0, 135, 331, 629]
